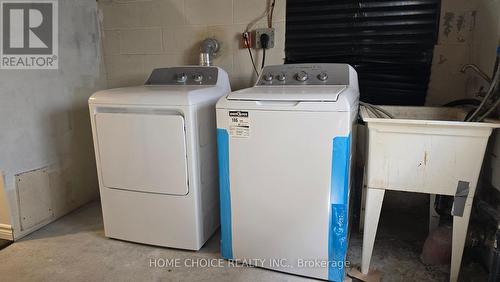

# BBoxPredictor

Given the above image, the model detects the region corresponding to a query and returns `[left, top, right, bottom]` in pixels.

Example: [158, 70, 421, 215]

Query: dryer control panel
[256, 64, 350, 86]
[146, 67, 219, 85]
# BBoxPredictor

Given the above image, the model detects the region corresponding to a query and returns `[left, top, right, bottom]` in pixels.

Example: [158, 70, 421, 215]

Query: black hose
[442, 99, 481, 107]
[260, 33, 270, 70]
[261, 48, 266, 70]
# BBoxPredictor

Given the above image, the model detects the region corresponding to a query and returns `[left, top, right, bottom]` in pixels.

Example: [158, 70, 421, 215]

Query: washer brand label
[229, 111, 248, 118]
[229, 111, 250, 138]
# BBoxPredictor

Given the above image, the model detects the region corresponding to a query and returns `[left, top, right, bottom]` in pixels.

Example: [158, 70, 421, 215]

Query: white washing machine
[216, 64, 359, 281]
[89, 66, 230, 250]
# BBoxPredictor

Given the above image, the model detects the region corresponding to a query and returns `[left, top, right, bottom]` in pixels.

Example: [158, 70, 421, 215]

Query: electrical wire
[246, 15, 266, 32]
[261, 48, 266, 70]
[259, 33, 270, 70]
[262, 0, 275, 70]
[243, 0, 276, 75]
[243, 34, 259, 77]
[245, 0, 274, 32]
[246, 0, 275, 31]
[268, 0, 276, 28]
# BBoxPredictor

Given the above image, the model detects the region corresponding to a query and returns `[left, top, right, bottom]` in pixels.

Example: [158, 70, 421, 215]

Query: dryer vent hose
[199, 38, 220, 66]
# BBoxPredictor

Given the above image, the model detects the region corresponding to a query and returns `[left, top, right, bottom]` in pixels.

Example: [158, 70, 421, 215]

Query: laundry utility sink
[360, 105, 499, 194]
[359, 105, 500, 282]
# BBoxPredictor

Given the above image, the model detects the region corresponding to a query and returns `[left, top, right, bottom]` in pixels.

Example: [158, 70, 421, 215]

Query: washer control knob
[192, 73, 203, 82]
[318, 72, 328, 81]
[263, 73, 274, 81]
[295, 71, 309, 82]
[176, 73, 187, 83]
[276, 73, 286, 82]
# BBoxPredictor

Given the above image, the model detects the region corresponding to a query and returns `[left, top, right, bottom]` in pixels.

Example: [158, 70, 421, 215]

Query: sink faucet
[460, 64, 492, 84]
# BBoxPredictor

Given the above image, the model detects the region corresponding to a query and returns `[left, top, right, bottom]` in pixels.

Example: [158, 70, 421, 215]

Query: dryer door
[95, 112, 188, 195]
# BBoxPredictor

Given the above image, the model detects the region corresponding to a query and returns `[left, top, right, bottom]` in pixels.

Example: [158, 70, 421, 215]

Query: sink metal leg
[361, 187, 385, 274]
[450, 196, 473, 282]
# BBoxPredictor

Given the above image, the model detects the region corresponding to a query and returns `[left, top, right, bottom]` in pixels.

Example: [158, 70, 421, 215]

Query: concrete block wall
[426, 0, 500, 106]
[0, 0, 106, 240]
[98, 0, 286, 90]
[426, 0, 478, 106]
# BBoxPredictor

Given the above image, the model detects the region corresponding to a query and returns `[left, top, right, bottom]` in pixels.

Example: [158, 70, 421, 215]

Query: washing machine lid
[227, 85, 347, 102]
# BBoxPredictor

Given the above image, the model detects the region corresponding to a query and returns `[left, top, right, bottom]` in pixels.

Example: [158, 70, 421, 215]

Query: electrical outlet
[254, 28, 275, 49]
[239, 32, 252, 49]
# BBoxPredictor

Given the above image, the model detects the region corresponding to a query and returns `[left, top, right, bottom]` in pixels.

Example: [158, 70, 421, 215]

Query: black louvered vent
[285, 0, 440, 105]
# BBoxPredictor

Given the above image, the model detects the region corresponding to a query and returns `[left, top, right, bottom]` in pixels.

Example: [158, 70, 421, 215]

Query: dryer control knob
[276, 73, 286, 82]
[263, 73, 274, 81]
[318, 72, 328, 81]
[176, 73, 187, 83]
[295, 71, 309, 82]
[192, 73, 203, 82]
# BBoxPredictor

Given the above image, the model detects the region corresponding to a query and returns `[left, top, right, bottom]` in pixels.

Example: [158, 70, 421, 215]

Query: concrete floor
[0, 200, 487, 282]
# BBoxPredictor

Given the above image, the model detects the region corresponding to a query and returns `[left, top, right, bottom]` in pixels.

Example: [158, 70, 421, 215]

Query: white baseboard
[0, 223, 13, 240]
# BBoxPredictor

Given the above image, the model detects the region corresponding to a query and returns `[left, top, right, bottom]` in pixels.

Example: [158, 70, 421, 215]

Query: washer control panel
[256, 64, 350, 86]
[145, 67, 219, 85]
